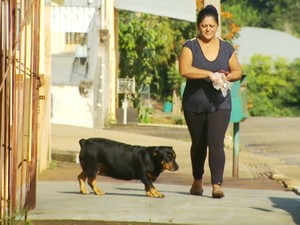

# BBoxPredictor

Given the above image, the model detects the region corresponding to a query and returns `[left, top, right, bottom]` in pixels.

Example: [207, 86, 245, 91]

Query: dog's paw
[94, 188, 105, 196]
[146, 189, 165, 198]
[80, 189, 90, 195]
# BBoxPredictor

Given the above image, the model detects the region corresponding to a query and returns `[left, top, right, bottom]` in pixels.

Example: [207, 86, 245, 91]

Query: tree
[118, 2, 247, 121]
[119, 12, 174, 96]
[221, 0, 261, 28]
[286, 58, 300, 113]
[243, 55, 300, 116]
[118, 11, 193, 102]
[222, 0, 300, 37]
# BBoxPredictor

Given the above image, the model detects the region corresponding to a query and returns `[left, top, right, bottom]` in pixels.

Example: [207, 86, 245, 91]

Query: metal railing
[0, 0, 40, 223]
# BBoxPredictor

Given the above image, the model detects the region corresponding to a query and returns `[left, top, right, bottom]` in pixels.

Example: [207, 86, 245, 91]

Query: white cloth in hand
[211, 72, 231, 97]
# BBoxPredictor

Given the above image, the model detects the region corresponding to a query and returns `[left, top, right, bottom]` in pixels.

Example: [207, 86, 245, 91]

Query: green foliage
[118, 7, 247, 104]
[118, 11, 194, 101]
[287, 58, 300, 111]
[245, 0, 294, 30]
[120, 13, 173, 91]
[137, 105, 154, 123]
[172, 116, 186, 125]
[243, 55, 300, 116]
[222, 0, 300, 37]
[222, 0, 261, 27]
[118, 3, 300, 118]
[49, 160, 57, 169]
[0, 208, 31, 225]
[165, 63, 185, 97]
[165, 95, 173, 103]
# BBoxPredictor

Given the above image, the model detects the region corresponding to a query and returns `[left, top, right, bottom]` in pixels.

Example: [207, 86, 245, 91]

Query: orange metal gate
[0, 0, 40, 223]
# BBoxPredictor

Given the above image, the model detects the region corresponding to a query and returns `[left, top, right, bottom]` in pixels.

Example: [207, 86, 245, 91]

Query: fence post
[232, 122, 240, 177]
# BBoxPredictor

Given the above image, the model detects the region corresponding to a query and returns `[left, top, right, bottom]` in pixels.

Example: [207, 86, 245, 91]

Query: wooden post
[232, 122, 240, 177]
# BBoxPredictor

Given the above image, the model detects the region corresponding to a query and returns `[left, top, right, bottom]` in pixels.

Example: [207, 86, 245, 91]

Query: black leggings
[184, 109, 230, 185]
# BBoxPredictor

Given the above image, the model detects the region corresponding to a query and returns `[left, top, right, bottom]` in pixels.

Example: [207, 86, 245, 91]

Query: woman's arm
[179, 47, 213, 79]
[226, 52, 242, 82]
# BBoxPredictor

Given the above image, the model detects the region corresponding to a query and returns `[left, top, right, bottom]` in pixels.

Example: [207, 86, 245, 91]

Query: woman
[179, 5, 242, 198]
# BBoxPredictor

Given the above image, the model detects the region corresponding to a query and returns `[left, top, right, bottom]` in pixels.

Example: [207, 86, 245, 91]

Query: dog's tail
[79, 138, 87, 148]
[78, 138, 87, 166]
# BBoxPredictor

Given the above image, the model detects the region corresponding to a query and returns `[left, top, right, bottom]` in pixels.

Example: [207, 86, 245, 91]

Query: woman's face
[198, 16, 218, 41]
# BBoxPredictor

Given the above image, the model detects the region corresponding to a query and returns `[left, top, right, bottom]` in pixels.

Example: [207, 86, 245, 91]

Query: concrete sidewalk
[28, 124, 300, 224]
[29, 181, 299, 225]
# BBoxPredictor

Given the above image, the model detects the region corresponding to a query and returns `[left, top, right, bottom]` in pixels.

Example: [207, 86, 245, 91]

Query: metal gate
[0, 0, 41, 223]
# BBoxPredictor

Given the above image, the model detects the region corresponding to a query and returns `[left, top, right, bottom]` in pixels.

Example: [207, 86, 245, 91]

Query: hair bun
[197, 4, 219, 25]
[205, 5, 218, 14]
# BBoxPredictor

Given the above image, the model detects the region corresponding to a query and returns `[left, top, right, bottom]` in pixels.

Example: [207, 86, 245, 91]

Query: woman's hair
[197, 5, 219, 26]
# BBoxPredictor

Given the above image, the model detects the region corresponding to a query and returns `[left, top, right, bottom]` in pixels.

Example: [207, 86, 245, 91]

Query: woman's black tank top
[182, 38, 234, 113]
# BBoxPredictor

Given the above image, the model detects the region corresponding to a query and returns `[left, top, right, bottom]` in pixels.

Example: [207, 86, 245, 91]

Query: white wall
[51, 86, 93, 128]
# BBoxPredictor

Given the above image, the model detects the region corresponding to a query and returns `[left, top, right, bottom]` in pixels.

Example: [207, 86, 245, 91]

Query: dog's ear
[151, 147, 161, 157]
[79, 138, 86, 148]
[153, 149, 159, 157]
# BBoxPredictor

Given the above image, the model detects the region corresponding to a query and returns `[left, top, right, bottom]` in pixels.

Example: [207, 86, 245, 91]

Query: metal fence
[0, 0, 41, 223]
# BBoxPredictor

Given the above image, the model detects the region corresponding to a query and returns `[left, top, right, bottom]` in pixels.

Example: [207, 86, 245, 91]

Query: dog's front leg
[87, 177, 105, 196]
[141, 177, 164, 198]
[145, 185, 165, 198]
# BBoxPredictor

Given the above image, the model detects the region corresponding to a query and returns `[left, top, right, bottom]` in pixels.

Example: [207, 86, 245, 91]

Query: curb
[52, 150, 79, 163]
[272, 174, 300, 195]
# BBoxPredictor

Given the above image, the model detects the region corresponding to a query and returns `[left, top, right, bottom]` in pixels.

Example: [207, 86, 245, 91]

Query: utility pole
[204, 0, 221, 38]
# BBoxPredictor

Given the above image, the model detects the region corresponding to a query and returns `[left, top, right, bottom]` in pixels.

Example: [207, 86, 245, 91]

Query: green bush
[172, 117, 186, 125]
[137, 105, 154, 124]
[0, 209, 31, 225]
[243, 55, 300, 116]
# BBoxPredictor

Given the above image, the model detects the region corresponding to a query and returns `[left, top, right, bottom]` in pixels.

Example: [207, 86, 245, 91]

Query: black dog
[77, 137, 179, 198]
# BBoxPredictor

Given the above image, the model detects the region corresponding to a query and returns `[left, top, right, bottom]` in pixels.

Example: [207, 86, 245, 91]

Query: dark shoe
[190, 188, 203, 196]
[212, 189, 224, 199]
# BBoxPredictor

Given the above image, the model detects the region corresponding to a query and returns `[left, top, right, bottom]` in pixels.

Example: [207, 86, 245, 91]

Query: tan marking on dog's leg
[88, 177, 105, 195]
[145, 186, 165, 198]
[144, 185, 149, 192]
[78, 171, 89, 194]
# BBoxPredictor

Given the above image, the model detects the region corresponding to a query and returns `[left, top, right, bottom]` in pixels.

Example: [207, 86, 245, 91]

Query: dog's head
[153, 146, 179, 172]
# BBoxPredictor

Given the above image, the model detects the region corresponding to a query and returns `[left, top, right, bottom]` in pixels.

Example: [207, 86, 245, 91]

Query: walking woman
[179, 5, 242, 198]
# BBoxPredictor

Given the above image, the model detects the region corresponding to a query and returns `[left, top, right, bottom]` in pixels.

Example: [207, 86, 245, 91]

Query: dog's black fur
[77, 137, 179, 198]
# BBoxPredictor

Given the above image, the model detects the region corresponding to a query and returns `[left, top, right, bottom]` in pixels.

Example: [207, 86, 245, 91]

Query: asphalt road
[240, 117, 300, 166]
[239, 117, 300, 186]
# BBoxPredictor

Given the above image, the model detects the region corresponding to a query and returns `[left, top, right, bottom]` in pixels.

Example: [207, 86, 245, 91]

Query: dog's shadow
[58, 189, 147, 198]
[116, 187, 211, 198]
[59, 187, 211, 198]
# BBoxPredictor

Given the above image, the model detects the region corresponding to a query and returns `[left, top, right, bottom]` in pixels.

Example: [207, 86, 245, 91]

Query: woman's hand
[209, 72, 218, 83]
[224, 73, 231, 81]
[209, 72, 231, 97]
[210, 72, 225, 86]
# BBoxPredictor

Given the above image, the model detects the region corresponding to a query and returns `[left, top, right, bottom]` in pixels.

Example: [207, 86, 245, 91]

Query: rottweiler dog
[77, 137, 179, 198]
